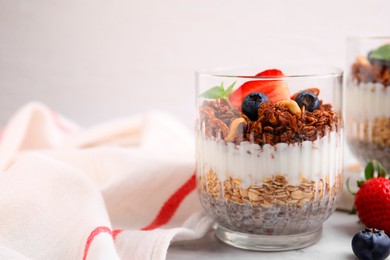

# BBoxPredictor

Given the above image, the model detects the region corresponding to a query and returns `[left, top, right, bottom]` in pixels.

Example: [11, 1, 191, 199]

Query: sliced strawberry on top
[256, 69, 285, 77]
[229, 69, 290, 110]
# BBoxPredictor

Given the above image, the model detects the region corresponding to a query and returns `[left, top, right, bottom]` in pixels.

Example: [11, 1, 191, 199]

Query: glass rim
[196, 65, 343, 80]
[347, 35, 390, 41]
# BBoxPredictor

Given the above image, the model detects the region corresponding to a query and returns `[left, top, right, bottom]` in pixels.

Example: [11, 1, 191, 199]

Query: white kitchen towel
[0, 102, 214, 260]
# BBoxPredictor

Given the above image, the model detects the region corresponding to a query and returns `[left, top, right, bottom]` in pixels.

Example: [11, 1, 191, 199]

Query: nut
[351, 55, 374, 83]
[356, 55, 371, 66]
[277, 100, 302, 117]
[291, 88, 320, 100]
[224, 117, 247, 142]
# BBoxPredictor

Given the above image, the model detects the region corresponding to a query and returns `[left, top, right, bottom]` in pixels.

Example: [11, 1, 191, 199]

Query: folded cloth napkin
[0, 102, 213, 260]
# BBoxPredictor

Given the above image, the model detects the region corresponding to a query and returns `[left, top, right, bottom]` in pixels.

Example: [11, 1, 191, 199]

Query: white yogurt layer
[346, 80, 390, 120]
[196, 130, 343, 187]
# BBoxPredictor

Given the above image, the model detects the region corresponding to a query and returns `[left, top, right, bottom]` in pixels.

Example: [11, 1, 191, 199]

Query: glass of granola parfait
[347, 37, 390, 172]
[196, 67, 344, 251]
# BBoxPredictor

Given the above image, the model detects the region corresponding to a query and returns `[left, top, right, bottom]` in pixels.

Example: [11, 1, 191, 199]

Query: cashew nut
[356, 55, 371, 66]
[225, 118, 247, 142]
[277, 100, 302, 117]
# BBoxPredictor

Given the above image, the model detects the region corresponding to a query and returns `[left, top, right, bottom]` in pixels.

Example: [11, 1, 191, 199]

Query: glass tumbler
[346, 36, 390, 172]
[195, 66, 344, 251]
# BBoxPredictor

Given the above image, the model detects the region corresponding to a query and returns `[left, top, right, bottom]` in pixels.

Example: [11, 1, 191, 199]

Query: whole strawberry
[355, 178, 390, 234]
[353, 160, 390, 234]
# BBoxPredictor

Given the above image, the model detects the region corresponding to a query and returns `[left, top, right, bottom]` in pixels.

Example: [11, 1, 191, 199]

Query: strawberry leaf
[365, 161, 374, 180]
[357, 180, 366, 188]
[376, 161, 387, 178]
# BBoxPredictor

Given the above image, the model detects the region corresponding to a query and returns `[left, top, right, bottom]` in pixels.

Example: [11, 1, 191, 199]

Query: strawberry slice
[229, 69, 290, 110]
[256, 69, 285, 77]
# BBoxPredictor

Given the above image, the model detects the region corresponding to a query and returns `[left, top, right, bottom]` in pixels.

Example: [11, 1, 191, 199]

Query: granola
[200, 99, 339, 146]
[351, 55, 390, 86]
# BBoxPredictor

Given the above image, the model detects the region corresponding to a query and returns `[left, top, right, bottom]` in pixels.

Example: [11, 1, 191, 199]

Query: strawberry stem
[346, 177, 357, 195]
[357, 180, 365, 188]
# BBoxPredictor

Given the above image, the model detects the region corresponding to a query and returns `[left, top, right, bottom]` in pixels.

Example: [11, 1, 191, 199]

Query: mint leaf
[224, 81, 236, 97]
[369, 44, 390, 61]
[199, 81, 236, 100]
[199, 85, 225, 99]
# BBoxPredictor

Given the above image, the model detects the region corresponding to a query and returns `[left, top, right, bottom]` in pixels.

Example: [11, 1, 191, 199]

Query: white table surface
[167, 211, 364, 260]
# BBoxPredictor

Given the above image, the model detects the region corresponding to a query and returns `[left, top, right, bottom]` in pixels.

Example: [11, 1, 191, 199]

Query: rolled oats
[200, 170, 342, 208]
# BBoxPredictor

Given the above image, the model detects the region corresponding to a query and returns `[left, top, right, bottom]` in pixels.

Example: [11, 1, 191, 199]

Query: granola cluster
[199, 99, 242, 139]
[200, 99, 339, 146]
[248, 100, 338, 145]
[351, 56, 390, 86]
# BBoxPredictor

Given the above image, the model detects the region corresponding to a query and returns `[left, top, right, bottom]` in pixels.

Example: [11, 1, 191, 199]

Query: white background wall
[0, 0, 389, 138]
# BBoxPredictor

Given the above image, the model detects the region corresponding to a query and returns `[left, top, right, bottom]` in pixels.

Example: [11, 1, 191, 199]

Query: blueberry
[294, 91, 320, 112]
[352, 228, 390, 260]
[241, 92, 269, 121]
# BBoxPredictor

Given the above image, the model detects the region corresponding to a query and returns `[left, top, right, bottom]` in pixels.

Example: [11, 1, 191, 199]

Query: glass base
[215, 225, 322, 251]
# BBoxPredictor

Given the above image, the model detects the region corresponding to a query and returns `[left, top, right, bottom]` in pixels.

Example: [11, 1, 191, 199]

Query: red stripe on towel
[112, 229, 123, 239]
[82, 226, 112, 260]
[141, 173, 196, 231]
[83, 173, 196, 258]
